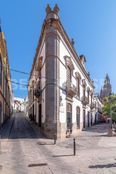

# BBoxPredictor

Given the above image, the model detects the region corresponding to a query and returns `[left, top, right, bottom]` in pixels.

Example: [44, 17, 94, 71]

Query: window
[76, 107, 80, 128]
[83, 86, 85, 98]
[67, 66, 72, 82]
[82, 79, 86, 98]
[0, 55, 2, 86]
[87, 87, 90, 103]
[75, 72, 81, 97]
[67, 103, 72, 113]
[64, 56, 74, 84]
[76, 77, 80, 97]
[91, 93, 93, 105]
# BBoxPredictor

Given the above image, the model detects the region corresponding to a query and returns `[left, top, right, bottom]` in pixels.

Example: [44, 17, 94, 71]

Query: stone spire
[104, 73, 110, 85]
[100, 74, 112, 100]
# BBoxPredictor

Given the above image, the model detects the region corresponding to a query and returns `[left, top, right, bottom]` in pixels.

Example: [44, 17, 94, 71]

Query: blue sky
[0, 0, 116, 98]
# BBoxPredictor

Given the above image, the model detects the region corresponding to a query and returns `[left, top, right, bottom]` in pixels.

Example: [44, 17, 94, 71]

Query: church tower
[100, 74, 112, 100]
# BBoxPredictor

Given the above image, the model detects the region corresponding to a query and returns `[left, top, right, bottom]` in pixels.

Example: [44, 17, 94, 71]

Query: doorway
[83, 109, 86, 129]
[91, 113, 93, 126]
[87, 111, 89, 127]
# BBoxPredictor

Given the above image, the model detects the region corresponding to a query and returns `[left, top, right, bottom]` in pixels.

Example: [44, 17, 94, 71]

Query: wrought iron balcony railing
[81, 96, 89, 106]
[90, 103, 95, 110]
[34, 88, 42, 98]
[66, 81, 77, 97]
[33, 80, 41, 97]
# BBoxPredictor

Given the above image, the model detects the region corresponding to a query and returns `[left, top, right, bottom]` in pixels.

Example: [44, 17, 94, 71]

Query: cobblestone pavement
[0, 113, 116, 174]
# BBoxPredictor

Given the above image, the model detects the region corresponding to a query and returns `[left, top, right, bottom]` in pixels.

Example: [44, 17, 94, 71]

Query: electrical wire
[0, 64, 58, 82]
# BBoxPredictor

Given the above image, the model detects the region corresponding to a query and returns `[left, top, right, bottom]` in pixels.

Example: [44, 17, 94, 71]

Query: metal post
[54, 135, 56, 145]
[108, 95, 112, 136]
[73, 138, 76, 156]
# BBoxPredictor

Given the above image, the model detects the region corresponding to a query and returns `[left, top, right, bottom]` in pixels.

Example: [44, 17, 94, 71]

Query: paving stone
[0, 113, 116, 174]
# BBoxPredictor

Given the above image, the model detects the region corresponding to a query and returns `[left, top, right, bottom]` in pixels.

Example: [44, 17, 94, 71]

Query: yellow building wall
[0, 30, 12, 127]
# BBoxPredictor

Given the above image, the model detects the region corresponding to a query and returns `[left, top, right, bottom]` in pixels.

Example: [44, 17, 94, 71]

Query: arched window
[64, 56, 74, 83]
[87, 87, 90, 103]
[67, 103, 72, 113]
[75, 72, 81, 97]
[82, 79, 86, 98]
[76, 107, 80, 129]
[67, 103, 72, 131]
[67, 66, 72, 82]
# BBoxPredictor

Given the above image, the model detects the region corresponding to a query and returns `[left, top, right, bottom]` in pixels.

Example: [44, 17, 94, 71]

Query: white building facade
[13, 97, 25, 112]
[28, 5, 102, 139]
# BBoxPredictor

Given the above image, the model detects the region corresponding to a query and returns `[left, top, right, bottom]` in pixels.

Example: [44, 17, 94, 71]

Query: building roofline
[29, 5, 94, 88]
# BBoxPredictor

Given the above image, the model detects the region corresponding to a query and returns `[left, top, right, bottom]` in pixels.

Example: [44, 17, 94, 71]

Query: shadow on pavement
[53, 154, 74, 157]
[37, 142, 54, 145]
[0, 114, 47, 140]
[85, 123, 109, 134]
[89, 163, 116, 168]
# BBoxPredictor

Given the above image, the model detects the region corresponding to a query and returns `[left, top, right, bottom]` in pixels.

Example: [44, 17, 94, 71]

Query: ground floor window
[76, 107, 80, 129]
[67, 103, 72, 132]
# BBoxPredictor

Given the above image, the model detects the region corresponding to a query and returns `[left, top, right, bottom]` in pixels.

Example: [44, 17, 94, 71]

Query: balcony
[66, 81, 76, 98]
[98, 107, 102, 113]
[90, 103, 95, 110]
[34, 88, 42, 98]
[34, 80, 42, 98]
[81, 96, 89, 106]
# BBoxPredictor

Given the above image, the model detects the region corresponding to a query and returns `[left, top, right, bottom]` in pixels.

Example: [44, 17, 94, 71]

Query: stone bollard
[73, 138, 76, 156]
[54, 135, 57, 145]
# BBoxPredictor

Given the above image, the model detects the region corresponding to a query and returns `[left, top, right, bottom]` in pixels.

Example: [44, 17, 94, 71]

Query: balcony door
[67, 103, 72, 132]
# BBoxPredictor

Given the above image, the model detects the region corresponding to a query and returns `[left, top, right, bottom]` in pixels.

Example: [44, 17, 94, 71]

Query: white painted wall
[59, 33, 94, 129]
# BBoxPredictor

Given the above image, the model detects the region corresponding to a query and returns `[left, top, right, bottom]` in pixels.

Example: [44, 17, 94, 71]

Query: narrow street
[0, 113, 116, 174]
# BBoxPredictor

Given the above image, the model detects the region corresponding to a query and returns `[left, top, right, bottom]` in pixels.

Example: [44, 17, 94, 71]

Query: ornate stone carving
[81, 96, 89, 106]
[82, 79, 87, 87]
[66, 81, 76, 98]
[75, 72, 81, 79]
[64, 56, 74, 70]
